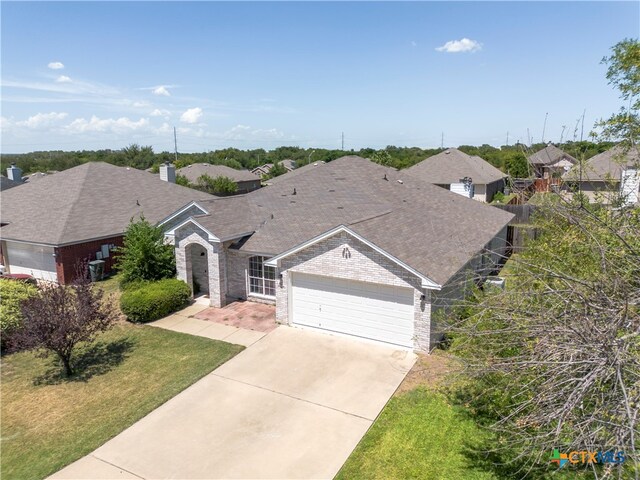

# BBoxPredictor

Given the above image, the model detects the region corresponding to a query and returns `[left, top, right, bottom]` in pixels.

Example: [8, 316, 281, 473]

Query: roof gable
[405, 148, 506, 184]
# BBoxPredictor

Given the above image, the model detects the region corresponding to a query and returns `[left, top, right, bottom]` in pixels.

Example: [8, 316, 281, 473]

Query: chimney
[159, 162, 176, 183]
[6, 164, 23, 182]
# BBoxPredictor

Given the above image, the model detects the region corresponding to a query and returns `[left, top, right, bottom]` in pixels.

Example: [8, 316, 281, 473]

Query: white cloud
[150, 108, 170, 117]
[132, 100, 151, 108]
[48, 61, 65, 70]
[64, 115, 149, 134]
[152, 86, 171, 96]
[15, 112, 68, 128]
[180, 107, 203, 124]
[435, 38, 482, 53]
[56, 75, 72, 83]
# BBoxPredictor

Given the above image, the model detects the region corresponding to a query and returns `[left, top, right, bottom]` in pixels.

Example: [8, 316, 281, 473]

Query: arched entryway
[187, 243, 209, 296]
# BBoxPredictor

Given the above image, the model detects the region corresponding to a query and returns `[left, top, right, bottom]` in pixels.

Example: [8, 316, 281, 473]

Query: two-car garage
[289, 273, 415, 348]
[2, 241, 58, 282]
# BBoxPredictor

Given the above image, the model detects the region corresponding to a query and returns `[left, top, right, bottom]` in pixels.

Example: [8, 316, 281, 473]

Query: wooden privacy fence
[494, 204, 537, 225]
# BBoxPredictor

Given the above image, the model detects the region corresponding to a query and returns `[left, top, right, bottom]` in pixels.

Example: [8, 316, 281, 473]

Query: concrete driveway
[51, 327, 416, 480]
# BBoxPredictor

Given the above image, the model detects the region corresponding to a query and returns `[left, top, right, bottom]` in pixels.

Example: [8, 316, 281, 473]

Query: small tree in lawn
[15, 266, 116, 377]
[115, 216, 176, 286]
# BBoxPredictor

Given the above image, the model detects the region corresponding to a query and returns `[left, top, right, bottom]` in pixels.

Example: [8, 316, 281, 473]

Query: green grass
[94, 274, 122, 298]
[336, 388, 497, 480]
[1, 323, 243, 480]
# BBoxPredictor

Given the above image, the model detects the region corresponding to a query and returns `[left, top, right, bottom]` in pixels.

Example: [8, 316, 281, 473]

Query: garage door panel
[291, 273, 414, 348]
[6, 242, 57, 282]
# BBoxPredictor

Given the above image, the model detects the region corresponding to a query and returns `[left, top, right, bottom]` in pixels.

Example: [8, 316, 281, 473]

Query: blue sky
[1, 1, 638, 154]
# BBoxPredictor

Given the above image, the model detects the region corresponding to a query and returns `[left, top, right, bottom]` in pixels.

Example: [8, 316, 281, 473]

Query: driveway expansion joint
[211, 372, 376, 422]
[88, 454, 146, 479]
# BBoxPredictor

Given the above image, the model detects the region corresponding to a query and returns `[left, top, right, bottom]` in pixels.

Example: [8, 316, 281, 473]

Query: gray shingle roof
[563, 146, 640, 182]
[405, 148, 506, 185]
[0, 162, 215, 245]
[0, 175, 23, 191]
[266, 161, 326, 185]
[176, 164, 258, 183]
[186, 156, 513, 285]
[528, 144, 577, 166]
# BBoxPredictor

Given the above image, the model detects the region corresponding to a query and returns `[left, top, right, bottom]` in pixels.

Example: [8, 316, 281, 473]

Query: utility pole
[542, 112, 548, 143]
[173, 126, 178, 163]
[560, 125, 567, 144]
[579, 109, 586, 142]
[341, 132, 344, 150]
[527, 128, 531, 146]
[506, 131, 509, 146]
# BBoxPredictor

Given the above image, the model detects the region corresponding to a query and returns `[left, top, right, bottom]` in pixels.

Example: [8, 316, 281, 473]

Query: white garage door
[291, 273, 414, 348]
[6, 241, 57, 282]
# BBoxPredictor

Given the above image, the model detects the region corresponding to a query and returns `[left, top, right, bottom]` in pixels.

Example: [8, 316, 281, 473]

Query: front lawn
[336, 355, 497, 480]
[1, 323, 243, 480]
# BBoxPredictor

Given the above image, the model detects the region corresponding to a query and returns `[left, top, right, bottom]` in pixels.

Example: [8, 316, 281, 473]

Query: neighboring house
[176, 164, 261, 194]
[563, 146, 640, 204]
[527, 144, 577, 178]
[405, 148, 507, 202]
[0, 162, 214, 283]
[264, 160, 326, 185]
[251, 159, 297, 178]
[161, 156, 513, 352]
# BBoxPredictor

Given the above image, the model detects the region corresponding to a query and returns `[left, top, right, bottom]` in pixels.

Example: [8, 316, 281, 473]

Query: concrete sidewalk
[50, 327, 415, 479]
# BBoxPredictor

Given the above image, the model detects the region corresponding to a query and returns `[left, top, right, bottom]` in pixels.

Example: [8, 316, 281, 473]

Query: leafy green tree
[175, 173, 190, 187]
[594, 38, 640, 146]
[503, 151, 530, 178]
[195, 174, 238, 195]
[265, 161, 287, 179]
[115, 216, 176, 286]
[371, 150, 393, 166]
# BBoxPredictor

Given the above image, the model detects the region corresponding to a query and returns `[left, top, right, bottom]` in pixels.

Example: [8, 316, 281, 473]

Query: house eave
[264, 224, 441, 290]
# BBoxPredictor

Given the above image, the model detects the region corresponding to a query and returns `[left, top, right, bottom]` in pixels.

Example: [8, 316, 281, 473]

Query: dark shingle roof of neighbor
[0, 162, 215, 245]
[191, 156, 514, 286]
[406, 148, 507, 185]
[0, 175, 23, 191]
[527, 144, 577, 166]
[176, 164, 258, 183]
[564, 146, 640, 182]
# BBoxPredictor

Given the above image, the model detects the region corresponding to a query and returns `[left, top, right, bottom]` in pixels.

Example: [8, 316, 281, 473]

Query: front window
[249, 256, 276, 297]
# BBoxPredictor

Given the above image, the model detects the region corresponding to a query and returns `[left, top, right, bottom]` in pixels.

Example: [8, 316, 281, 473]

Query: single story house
[563, 146, 639, 204]
[0, 162, 214, 283]
[405, 148, 507, 202]
[161, 156, 513, 352]
[527, 144, 577, 178]
[251, 159, 297, 178]
[176, 164, 261, 194]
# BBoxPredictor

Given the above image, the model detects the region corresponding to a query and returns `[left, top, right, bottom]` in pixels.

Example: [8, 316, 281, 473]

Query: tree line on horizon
[0, 140, 615, 180]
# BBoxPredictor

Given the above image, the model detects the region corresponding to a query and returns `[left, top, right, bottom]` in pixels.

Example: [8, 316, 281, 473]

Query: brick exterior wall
[274, 231, 433, 352]
[226, 249, 249, 300]
[174, 224, 226, 307]
[54, 235, 123, 284]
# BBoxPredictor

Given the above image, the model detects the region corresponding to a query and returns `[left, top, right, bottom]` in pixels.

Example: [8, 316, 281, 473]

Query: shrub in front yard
[0, 279, 38, 351]
[120, 278, 191, 323]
